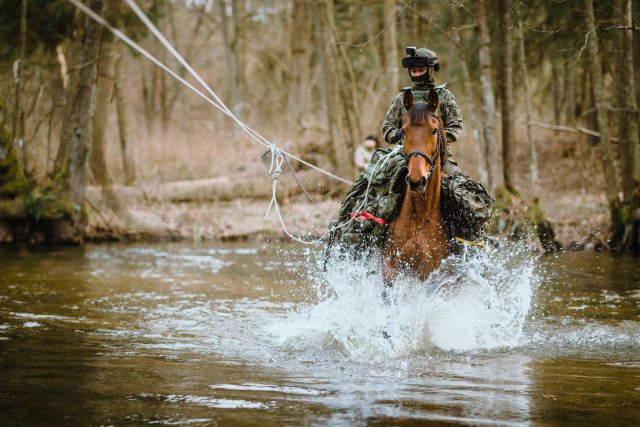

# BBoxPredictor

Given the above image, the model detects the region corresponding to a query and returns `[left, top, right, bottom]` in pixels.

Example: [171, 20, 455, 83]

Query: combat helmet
[402, 47, 440, 72]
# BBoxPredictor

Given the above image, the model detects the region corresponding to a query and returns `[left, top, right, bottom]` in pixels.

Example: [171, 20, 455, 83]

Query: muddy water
[0, 243, 639, 426]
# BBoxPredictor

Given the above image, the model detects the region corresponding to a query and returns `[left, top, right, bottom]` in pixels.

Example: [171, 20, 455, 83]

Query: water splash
[267, 243, 538, 361]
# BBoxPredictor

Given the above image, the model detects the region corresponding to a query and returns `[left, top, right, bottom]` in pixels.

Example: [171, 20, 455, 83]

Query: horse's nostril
[408, 176, 428, 192]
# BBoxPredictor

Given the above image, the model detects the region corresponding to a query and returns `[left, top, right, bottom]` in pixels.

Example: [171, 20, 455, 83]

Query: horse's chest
[390, 223, 446, 260]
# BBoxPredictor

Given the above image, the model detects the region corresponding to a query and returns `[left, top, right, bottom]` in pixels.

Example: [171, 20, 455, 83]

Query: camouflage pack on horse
[328, 149, 493, 251]
[328, 98, 493, 265]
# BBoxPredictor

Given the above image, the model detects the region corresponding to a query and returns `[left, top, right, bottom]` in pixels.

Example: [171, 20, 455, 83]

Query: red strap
[349, 211, 385, 224]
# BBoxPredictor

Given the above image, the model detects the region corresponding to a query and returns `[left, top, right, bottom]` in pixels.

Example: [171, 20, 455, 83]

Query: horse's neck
[401, 169, 442, 225]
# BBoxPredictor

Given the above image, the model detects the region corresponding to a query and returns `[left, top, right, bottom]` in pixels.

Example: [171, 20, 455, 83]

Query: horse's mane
[405, 101, 437, 127]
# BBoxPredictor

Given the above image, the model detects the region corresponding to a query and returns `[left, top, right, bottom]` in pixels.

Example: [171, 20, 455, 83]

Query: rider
[381, 46, 463, 177]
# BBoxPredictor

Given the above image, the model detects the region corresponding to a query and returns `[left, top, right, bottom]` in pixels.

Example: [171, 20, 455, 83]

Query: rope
[66, 0, 352, 185]
[263, 145, 402, 245]
[66, 0, 368, 244]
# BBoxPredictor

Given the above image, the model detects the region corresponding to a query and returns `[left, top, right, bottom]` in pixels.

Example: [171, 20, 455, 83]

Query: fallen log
[86, 170, 335, 203]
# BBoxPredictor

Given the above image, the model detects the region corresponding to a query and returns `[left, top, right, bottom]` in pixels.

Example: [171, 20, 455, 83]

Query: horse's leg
[381, 250, 396, 305]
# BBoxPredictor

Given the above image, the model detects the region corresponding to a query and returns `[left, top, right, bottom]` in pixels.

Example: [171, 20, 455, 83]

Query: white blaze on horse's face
[402, 94, 440, 193]
[404, 117, 439, 192]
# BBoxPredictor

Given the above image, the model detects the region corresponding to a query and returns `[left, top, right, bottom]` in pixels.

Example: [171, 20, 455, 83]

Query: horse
[381, 89, 450, 283]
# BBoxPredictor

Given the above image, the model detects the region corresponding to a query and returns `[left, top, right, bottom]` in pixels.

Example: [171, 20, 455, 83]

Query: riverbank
[85, 188, 341, 243]
[83, 180, 611, 250]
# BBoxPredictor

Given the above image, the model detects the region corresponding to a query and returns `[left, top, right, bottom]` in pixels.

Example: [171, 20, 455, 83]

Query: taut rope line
[67, 0, 397, 244]
[66, 0, 352, 185]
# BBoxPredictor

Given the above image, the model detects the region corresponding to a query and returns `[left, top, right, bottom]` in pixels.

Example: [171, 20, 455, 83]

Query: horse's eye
[432, 129, 438, 135]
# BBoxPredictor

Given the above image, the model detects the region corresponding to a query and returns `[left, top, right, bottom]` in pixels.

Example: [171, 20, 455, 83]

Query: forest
[0, 0, 638, 251]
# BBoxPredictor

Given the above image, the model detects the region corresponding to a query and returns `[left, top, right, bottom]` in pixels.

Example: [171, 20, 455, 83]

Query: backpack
[441, 174, 494, 243]
[329, 146, 407, 249]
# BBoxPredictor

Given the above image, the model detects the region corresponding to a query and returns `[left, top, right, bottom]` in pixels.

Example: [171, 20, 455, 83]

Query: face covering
[410, 70, 431, 85]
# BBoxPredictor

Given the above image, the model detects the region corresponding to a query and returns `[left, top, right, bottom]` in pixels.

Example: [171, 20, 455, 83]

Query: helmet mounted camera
[402, 47, 440, 72]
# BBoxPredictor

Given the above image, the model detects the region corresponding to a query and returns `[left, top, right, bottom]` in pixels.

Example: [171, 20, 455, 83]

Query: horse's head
[401, 89, 447, 192]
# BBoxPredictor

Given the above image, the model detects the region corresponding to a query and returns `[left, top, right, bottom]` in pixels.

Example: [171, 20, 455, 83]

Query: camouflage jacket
[381, 82, 463, 144]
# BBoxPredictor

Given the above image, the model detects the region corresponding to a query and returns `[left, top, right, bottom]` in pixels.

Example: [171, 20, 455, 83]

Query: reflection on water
[0, 243, 639, 425]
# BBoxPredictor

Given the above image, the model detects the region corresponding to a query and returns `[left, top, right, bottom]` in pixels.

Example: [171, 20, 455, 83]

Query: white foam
[267, 244, 537, 361]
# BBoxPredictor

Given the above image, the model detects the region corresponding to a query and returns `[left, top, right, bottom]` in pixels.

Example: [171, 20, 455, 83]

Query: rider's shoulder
[435, 83, 457, 100]
[398, 83, 452, 93]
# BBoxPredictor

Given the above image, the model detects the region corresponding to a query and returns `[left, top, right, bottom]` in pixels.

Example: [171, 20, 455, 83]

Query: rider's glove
[394, 129, 404, 143]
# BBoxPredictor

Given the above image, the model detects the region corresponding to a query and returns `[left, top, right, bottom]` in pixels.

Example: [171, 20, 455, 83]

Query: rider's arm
[440, 90, 463, 143]
[381, 94, 405, 144]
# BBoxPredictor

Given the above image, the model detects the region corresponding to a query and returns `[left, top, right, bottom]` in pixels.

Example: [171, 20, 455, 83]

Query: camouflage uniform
[381, 81, 464, 176]
[377, 47, 493, 243]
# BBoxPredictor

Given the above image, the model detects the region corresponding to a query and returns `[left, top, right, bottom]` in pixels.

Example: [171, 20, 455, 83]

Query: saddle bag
[441, 174, 494, 242]
[329, 147, 407, 249]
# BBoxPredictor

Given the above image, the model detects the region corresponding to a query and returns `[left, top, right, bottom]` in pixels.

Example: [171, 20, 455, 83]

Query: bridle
[404, 118, 446, 185]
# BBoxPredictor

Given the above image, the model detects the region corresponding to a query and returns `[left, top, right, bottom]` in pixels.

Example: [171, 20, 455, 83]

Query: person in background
[354, 134, 378, 175]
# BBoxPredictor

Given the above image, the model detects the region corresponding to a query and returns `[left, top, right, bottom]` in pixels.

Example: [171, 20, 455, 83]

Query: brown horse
[382, 89, 450, 283]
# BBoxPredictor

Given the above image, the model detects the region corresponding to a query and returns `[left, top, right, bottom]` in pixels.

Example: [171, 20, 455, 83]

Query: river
[1, 242, 639, 425]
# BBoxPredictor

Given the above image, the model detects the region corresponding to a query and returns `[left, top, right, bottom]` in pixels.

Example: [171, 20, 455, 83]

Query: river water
[0, 242, 638, 426]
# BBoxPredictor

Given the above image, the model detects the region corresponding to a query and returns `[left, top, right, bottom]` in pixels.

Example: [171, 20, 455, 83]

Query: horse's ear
[403, 90, 414, 111]
[427, 88, 439, 112]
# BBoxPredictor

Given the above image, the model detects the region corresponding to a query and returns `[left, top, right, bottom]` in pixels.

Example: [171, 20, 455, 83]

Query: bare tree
[114, 43, 136, 185]
[473, 0, 501, 190]
[564, 61, 576, 125]
[614, 0, 640, 250]
[318, 0, 357, 177]
[499, 0, 515, 191]
[90, 2, 122, 215]
[451, 2, 488, 184]
[288, 0, 313, 128]
[11, 0, 27, 170]
[61, 0, 104, 241]
[55, 12, 85, 176]
[585, 0, 622, 240]
[231, 0, 244, 115]
[515, 7, 538, 196]
[218, 0, 240, 116]
[384, 0, 399, 90]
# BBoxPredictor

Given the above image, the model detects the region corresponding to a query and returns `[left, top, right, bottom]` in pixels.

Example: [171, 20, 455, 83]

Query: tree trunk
[231, 0, 244, 117]
[473, 0, 501, 190]
[635, 0, 640, 149]
[165, 7, 204, 123]
[564, 61, 576, 125]
[499, 0, 515, 192]
[218, 0, 240, 116]
[585, 0, 623, 244]
[364, 5, 383, 75]
[55, 11, 84, 176]
[90, 16, 121, 214]
[516, 13, 538, 197]
[288, 0, 312, 129]
[312, 7, 328, 125]
[114, 43, 136, 185]
[551, 62, 561, 124]
[615, 0, 640, 251]
[451, 3, 488, 184]
[11, 0, 27, 170]
[320, 0, 353, 178]
[383, 0, 399, 90]
[60, 0, 104, 242]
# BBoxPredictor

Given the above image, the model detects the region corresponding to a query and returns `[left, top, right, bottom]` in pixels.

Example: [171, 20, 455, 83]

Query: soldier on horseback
[328, 46, 492, 253]
[381, 46, 493, 244]
[382, 47, 464, 178]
